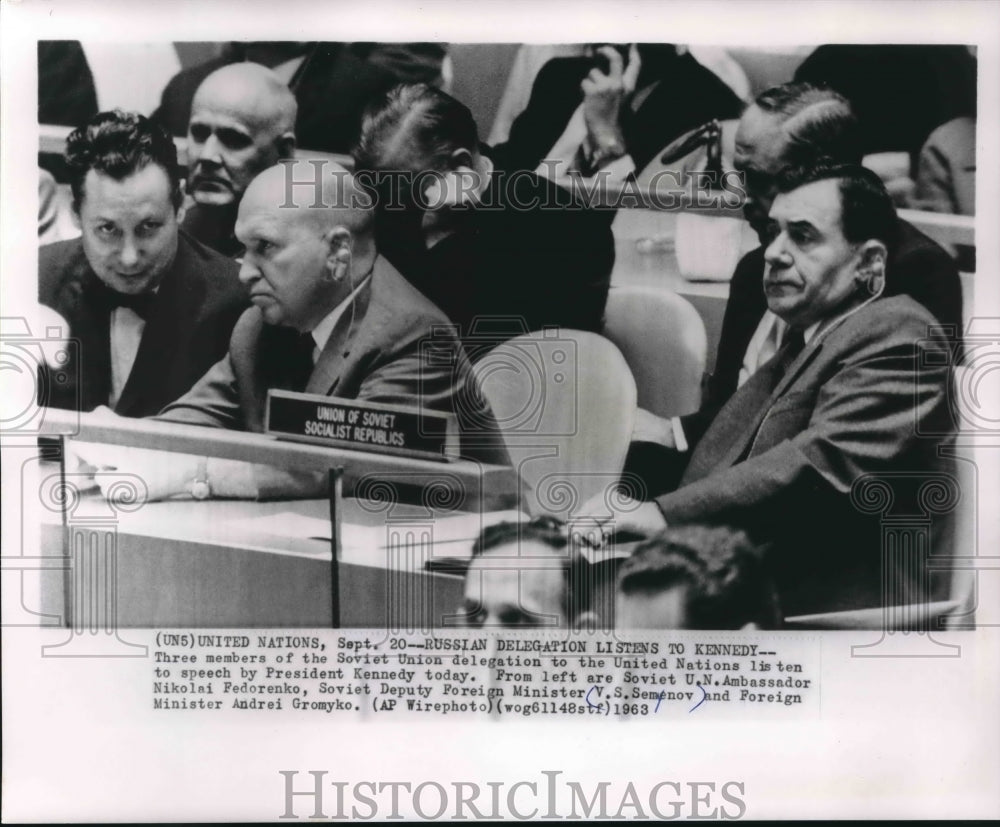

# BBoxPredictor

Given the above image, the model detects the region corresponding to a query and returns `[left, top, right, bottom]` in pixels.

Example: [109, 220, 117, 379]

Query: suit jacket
[654, 296, 954, 615]
[492, 53, 744, 177]
[158, 256, 509, 497]
[38, 229, 247, 417]
[377, 168, 615, 355]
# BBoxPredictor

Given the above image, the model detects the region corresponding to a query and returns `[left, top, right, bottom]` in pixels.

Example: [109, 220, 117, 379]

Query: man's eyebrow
[785, 218, 819, 234]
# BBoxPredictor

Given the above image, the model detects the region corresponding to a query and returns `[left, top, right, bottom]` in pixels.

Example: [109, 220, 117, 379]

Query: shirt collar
[309, 273, 372, 357]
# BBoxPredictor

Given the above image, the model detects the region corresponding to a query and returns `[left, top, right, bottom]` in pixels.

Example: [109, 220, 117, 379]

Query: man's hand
[581, 44, 641, 149]
[88, 445, 197, 504]
[578, 489, 667, 543]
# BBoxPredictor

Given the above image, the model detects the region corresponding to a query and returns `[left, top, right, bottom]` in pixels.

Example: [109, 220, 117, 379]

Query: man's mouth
[190, 174, 232, 191]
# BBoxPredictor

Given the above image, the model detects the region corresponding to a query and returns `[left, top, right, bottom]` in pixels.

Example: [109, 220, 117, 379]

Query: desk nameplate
[265, 390, 459, 462]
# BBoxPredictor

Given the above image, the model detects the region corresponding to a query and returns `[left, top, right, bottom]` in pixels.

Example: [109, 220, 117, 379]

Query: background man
[615, 526, 781, 630]
[183, 62, 297, 256]
[93, 160, 507, 501]
[585, 164, 954, 616]
[38, 110, 246, 417]
[355, 83, 615, 356]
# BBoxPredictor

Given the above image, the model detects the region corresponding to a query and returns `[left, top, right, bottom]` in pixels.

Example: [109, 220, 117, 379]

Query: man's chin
[190, 186, 237, 208]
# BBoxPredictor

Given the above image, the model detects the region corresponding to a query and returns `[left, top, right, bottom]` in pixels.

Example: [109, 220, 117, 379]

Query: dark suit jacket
[378, 168, 615, 357]
[38, 230, 247, 417]
[158, 256, 509, 497]
[655, 296, 954, 615]
[492, 53, 744, 177]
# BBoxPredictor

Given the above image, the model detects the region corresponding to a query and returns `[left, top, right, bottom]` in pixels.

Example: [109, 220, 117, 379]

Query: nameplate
[265, 390, 458, 462]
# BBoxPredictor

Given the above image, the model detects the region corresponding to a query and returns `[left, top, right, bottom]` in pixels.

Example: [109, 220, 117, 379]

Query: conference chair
[472, 330, 637, 522]
[601, 286, 708, 418]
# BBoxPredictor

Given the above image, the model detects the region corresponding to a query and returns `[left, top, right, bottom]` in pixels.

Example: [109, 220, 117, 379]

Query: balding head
[234, 161, 376, 332]
[187, 62, 297, 207]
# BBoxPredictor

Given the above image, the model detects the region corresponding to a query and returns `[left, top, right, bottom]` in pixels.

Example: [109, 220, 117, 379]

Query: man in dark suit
[92, 160, 507, 501]
[38, 110, 247, 418]
[181, 62, 297, 257]
[584, 164, 954, 616]
[493, 44, 744, 180]
[628, 83, 962, 480]
[355, 83, 615, 356]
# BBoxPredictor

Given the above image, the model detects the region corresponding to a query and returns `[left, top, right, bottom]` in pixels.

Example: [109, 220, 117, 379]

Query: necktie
[95, 283, 157, 320]
[764, 328, 806, 393]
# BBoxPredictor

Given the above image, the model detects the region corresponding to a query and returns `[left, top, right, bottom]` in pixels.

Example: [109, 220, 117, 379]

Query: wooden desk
[39, 493, 481, 629]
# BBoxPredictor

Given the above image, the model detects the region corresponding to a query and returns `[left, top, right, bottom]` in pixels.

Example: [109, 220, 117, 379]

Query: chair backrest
[473, 330, 636, 521]
[602, 286, 707, 418]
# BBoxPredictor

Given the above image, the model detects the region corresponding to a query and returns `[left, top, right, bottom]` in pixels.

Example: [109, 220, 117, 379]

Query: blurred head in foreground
[616, 525, 781, 630]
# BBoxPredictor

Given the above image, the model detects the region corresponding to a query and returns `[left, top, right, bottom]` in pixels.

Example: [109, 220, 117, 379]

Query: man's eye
[138, 221, 162, 236]
[218, 128, 252, 150]
[189, 124, 209, 143]
[95, 224, 118, 237]
[255, 240, 274, 255]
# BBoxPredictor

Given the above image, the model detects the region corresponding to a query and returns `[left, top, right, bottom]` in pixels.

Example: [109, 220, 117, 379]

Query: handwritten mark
[585, 686, 600, 710]
[655, 690, 665, 713]
[689, 683, 708, 713]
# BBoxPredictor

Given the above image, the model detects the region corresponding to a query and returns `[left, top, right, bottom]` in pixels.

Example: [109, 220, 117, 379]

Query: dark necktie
[774, 328, 806, 377]
[290, 331, 317, 390]
[95, 283, 157, 321]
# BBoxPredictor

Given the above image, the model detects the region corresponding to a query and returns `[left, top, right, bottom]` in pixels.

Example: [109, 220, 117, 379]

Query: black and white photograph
[2, 0, 998, 821]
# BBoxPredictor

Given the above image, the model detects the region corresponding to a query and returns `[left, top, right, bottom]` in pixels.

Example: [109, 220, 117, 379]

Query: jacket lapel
[304, 264, 379, 396]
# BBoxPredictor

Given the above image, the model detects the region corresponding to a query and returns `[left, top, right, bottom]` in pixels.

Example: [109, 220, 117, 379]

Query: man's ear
[323, 225, 352, 283]
[856, 239, 888, 296]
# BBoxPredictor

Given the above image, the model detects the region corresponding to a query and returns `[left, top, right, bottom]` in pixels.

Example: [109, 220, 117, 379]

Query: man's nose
[195, 132, 223, 165]
[118, 235, 141, 269]
[238, 256, 260, 285]
[764, 231, 791, 266]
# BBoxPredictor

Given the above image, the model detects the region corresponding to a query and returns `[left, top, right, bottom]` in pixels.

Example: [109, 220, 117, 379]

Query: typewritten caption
[150, 632, 819, 718]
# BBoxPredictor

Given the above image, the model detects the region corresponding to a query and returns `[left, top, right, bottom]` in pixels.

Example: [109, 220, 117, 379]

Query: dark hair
[65, 109, 182, 212]
[470, 517, 595, 623]
[755, 82, 862, 167]
[617, 525, 781, 629]
[775, 161, 898, 249]
[354, 83, 479, 173]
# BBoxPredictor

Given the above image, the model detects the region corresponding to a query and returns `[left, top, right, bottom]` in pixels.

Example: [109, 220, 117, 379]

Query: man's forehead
[191, 89, 284, 135]
[81, 165, 173, 211]
[770, 179, 843, 228]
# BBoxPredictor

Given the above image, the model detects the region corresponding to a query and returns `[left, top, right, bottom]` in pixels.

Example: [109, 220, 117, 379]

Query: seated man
[93, 160, 507, 501]
[615, 526, 781, 630]
[628, 82, 964, 488]
[461, 518, 605, 629]
[182, 63, 297, 256]
[584, 163, 955, 615]
[493, 44, 744, 182]
[355, 83, 615, 355]
[39, 110, 247, 418]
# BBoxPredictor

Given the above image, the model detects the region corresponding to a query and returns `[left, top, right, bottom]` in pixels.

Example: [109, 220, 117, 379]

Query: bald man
[90, 161, 507, 501]
[183, 63, 297, 256]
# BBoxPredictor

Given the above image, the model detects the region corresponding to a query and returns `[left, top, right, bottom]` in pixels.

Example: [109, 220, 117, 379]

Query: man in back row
[182, 62, 297, 256]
